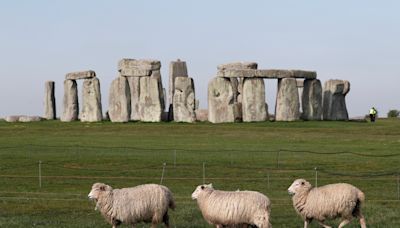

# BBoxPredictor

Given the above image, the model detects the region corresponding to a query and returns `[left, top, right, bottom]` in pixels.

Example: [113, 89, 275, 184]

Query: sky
[0, 0, 399, 118]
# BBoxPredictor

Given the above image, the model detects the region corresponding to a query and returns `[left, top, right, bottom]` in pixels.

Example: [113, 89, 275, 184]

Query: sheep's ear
[208, 183, 213, 188]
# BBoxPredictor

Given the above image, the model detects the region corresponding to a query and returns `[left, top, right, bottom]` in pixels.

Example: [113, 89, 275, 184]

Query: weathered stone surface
[139, 77, 163, 122]
[275, 78, 300, 121]
[242, 78, 267, 122]
[18, 116, 43, 122]
[301, 79, 322, 120]
[150, 70, 165, 112]
[195, 109, 208, 122]
[119, 68, 152, 77]
[208, 78, 241, 123]
[322, 79, 350, 120]
[217, 62, 258, 71]
[6, 115, 42, 122]
[80, 78, 102, 122]
[44, 81, 56, 120]
[118, 59, 161, 71]
[5, 116, 20, 122]
[127, 77, 141, 121]
[61, 80, 79, 122]
[65, 70, 96, 80]
[169, 60, 188, 105]
[173, 77, 196, 123]
[217, 69, 317, 79]
[108, 77, 131, 122]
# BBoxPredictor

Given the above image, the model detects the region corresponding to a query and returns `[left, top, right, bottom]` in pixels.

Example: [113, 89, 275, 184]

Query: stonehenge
[108, 76, 131, 122]
[116, 58, 165, 122]
[323, 79, 350, 120]
[61, 70, 102, 122]
[45, 59, 350, 124]
[44, 81, 56, 120]
[173, 77, 196, 122]
[275, 78, 301, 121]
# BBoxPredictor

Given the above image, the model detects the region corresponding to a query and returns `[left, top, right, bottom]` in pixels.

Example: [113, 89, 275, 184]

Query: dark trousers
[370, 114, 376, 122]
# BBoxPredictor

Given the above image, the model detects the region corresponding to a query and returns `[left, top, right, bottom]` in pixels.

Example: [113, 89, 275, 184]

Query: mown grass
[0, 119, 399, 227]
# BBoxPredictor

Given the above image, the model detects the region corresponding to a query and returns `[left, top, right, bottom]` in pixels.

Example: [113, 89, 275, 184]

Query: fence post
[160, 163, 166, 185]
[276, 150, 281, 169]
[397, 174, 399, 201]
[39, 160, 42, 188]
[267, 172, 270, 189]
[203, 162, 206, 184]
[173, 150, 176, 168]
[314, 167, 318, 188]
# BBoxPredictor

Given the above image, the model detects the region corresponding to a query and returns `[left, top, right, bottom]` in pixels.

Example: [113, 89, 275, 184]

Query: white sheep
[88, 183, 175, 228]
[191, 183, 272, 228]
[288, 178, 366, 228]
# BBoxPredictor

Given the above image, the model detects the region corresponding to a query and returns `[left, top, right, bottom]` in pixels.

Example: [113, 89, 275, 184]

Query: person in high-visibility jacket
[369, 107, 377, 122]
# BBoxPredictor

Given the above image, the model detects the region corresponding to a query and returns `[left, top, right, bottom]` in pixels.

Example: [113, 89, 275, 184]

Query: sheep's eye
[301, 182, 305, 185]
[201, 186, 205, 190]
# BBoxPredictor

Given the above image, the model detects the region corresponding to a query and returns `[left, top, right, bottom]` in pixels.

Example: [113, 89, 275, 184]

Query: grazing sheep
[191, 183, 272, 228]
[288, 179, 366, 228]
[88, 183, 175, 228]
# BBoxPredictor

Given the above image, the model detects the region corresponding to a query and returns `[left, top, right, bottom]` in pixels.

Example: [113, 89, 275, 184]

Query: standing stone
[109, 77, 131, 122]
[275, 78, 300, 121]
[150, 70, 165, 111]
[208, 77, 241, 123]
[242, 78, 267, 122]
[139, 77, 163, 122]
[44, 81, 56, 120]
[127, 77, 140, 121]
[169, 60, 188, 105]
[323, 79, 350, 120]
[61, 80, 79, 122]
[302, 79, 322, 120]
[81, 78, 102, 122]
[173, 77, 196, 122]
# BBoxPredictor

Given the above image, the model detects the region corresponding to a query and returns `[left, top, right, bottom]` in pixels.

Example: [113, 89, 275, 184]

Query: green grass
[0, 119, 399, 227]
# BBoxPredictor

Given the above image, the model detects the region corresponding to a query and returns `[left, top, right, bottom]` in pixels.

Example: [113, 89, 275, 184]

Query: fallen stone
[208, 77, 241, 123]
[5, 115, 43, 122]
[242, 78, 267, 122]
[44, 81, 56, 120]
[195, 109, 208, 122]
[108, 77, 131, 122]
[139, 77, 163, 122]
[80, 78, 102, 122]
[275, 78, 300, 121]
[65, 70, 96, 80]
[61, 80, 79, 122]
[301, 79, 322, 120]
[173, 77, 196, 123]
[18, 116, 43, 122]
[322, 79, 350, 120]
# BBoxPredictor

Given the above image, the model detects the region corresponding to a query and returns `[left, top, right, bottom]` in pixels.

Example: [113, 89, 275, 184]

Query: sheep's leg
[304, 219, 310, 228]
[162, 211, 170, 228]
[317, 221, 331, 228]
[338, 218, 351, 228]
[359, 215, 367, 228]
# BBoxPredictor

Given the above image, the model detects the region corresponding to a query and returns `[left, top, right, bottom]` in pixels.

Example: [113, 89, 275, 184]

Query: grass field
[0, 119, 399, 227]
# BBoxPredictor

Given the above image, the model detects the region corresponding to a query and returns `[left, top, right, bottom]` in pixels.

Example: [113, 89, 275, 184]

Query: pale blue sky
[0, 0, 399, 118]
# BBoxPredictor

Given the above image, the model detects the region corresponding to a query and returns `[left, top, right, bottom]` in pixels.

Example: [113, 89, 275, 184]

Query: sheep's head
[288, 179, 312, 196]
[88, 183, 113, 201]
[191, 183, 213, 200]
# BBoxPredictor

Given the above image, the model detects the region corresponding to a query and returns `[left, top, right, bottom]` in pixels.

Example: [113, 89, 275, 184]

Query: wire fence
[0, 144, 399, 204]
